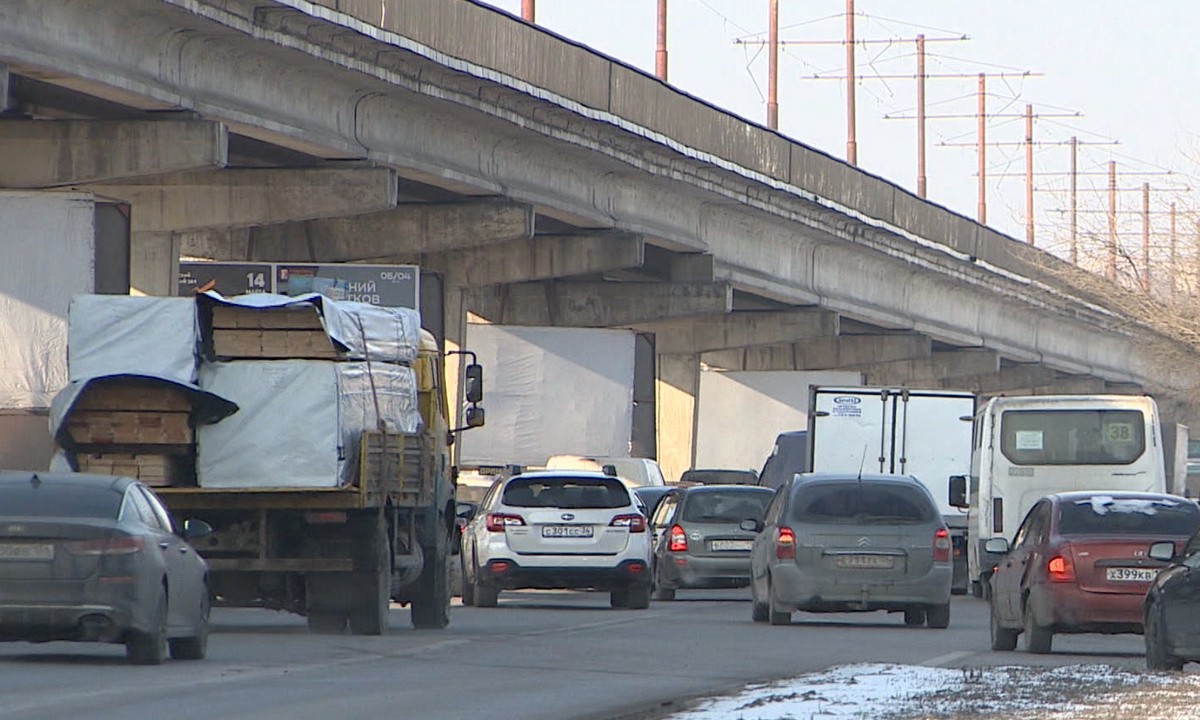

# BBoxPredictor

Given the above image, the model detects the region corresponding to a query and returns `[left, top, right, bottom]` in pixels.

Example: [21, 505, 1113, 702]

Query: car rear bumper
[1030, 584, 1145, 632]
[0, 603, 132, 643]
[659, 553, 752, 588]
[771, 563, 953, 611]
[476, 558, 651, 592]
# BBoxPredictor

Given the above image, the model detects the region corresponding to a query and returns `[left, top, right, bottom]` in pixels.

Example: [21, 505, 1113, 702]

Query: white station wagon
[459, 470, 653, 609]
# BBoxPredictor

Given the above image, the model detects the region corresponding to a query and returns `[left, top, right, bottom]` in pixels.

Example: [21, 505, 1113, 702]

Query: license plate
[542, 525, 594, 538]
[0, 543, 54, 561]
[1106, 567, 1157, 582]
[710, 539, 753, 551]
[835, 553, 895, 569]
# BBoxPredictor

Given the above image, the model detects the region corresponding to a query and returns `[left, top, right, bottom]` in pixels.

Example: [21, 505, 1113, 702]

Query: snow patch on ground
[666, 663, 1200, 720]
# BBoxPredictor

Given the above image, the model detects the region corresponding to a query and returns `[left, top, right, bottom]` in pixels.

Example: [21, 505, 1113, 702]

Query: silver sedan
[0, 471, 212, 664]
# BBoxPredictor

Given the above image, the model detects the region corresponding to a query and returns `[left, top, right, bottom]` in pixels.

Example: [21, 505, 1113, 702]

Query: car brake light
[668, 524, 688, 552]
[66, 536, 144, 555]
[775, 526, 796, 559]
[485, 513, 526, 532]
[610, 514, 646, 533]
[933, 528, 951, 562]
[1047, 549, 1076, 582]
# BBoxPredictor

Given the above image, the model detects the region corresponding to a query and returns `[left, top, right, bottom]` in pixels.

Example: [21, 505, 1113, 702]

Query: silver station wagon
[744, 473, 953, 628]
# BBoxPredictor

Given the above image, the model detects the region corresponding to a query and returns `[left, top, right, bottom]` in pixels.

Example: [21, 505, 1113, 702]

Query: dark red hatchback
[987, 491, 1200, 654]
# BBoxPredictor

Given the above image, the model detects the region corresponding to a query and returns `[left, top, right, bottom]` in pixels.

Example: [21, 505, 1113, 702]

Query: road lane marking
[921, 651, 974, 667]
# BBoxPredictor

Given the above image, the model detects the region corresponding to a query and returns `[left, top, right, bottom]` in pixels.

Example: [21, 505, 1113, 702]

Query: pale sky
[476, 1, 1200, 273]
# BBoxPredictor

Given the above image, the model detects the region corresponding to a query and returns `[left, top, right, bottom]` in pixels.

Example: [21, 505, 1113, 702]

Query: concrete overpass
[0, 0, 1192, 479]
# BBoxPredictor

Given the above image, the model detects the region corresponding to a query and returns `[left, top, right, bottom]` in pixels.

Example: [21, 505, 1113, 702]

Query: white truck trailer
[805, 386, 977, 594]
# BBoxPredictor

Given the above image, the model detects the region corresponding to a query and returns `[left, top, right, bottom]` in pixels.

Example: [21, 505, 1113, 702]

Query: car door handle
[159, 542, 170, 550]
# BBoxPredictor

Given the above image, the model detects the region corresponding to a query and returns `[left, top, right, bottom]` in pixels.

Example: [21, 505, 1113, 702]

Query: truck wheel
[349, 521, 391, 636]
[307, 611, 348, 634]
[410, 541, 451, 629]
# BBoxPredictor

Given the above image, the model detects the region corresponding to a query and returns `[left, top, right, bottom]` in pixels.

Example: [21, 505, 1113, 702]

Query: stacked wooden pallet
[208, 304, 338, 360]
[67, 381, 194, 487]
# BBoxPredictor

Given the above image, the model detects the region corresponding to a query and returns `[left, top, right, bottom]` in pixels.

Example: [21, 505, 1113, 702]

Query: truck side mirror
[464, 363, 483, 403]
[948, 475, 968, 508]
[464, 406, 485, 428]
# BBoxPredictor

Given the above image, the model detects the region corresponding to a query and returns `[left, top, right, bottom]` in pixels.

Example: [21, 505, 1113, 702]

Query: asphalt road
[0, 590, 1153, 720]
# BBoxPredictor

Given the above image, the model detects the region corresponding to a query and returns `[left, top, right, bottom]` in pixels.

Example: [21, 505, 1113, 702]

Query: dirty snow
[665, 663, 1200, 720]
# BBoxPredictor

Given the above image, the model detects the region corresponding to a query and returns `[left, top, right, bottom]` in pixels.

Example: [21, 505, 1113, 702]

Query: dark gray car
[745, 473, 953, 627]
[650, 485, 774, 600]
[0, 471, 212, 664]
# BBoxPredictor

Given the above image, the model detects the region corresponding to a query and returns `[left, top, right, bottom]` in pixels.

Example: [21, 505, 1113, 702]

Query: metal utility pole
[1141, 182, 1151, 292]
[768, 0, 779, 129]
[521, 0, 534, 22]
[977, 74, 986, 224]
[1108, 161, 1118, 280]
[1170, 202, 1178, 304]
[845, 0, 857, 165]
[1069, 136, 1078, 264]
[656, 0, 668, 81]
[1024, 104, 1034, 245]
[916, 35, 926, 197]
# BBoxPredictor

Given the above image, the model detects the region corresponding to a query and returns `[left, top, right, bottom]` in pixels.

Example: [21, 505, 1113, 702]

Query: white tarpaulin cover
[199, 292, 420, 364]
[456, 325, 637, 467]
[197, 360, 421, 488]
[68, 295, 199, 383]
[0, 192, 95, 409]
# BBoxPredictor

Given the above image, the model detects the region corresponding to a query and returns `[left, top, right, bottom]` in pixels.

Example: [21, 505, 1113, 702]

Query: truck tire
[410, 539, 450, 629]
[349, 519, 391, 636]
[307, 611, 348, 634]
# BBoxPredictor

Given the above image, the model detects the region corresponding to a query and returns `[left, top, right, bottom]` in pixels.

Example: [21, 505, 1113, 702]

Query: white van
[544, 455, 666, 488]
[950, 394, 1168, 598]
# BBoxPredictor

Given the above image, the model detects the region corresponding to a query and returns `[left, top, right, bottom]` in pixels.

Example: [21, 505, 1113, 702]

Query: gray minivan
[744, 472, 953, 628]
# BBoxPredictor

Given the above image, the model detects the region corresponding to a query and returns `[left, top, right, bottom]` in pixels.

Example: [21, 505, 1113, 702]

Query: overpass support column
[657, 353, 699, 484]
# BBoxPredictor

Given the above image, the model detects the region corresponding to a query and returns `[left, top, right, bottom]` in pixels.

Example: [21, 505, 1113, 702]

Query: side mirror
[948, 475, 968, 508]
[983, 537, 1009, 555]
[182, 518, 213, 541]
[464, 363, 483, 403]
[464, 406, 485, 428]
[602, 464, 619, 478]
[1149, 541, 1177, 563]
[740, 518, 764, 533]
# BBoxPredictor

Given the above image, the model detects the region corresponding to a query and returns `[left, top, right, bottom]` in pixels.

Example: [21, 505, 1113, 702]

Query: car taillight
[66, 536, 144, 555]
[668, 524, 688, 552]
[775, 526, 796, 559]
[610, 514, 646, 533]
[933, 528, 951, 562]
[1047, 548, 1076, 582]
[485, 513, 526, 532]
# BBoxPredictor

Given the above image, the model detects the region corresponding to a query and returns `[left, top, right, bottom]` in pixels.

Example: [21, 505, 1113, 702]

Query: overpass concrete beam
[949, 364, 1060, 394]
[87, 167, 397, 232]
[860, 349, 999, 386]
[640, 309, 838, 355]
[670, 253, 715, 283]
[443, 233, 643, 287]
[178, 199, 533, 262]
[1027, 376, 1110, 395]
[468, 281, 733, 327]
[0, 120, 227, 188]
